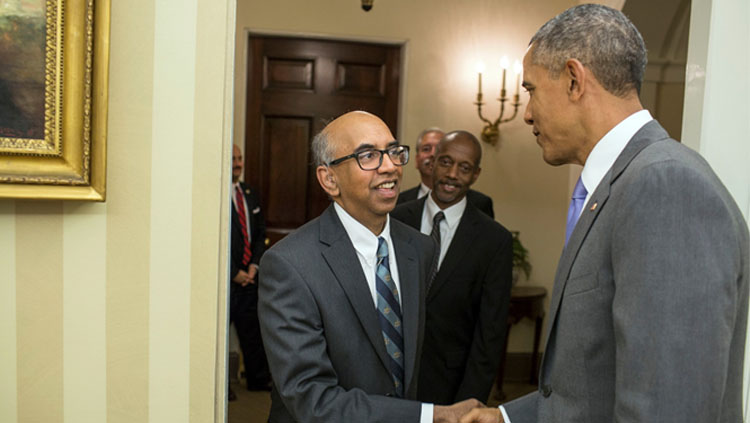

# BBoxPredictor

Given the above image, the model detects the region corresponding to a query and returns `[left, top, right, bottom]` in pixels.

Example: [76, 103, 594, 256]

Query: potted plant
[512, 231, 532, 285]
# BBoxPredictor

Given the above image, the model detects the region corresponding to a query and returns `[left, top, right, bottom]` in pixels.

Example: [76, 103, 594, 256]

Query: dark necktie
[234, 186, 252, 267]
[565, 177, 588, 245]
[375, 237, 404, 397]
[426, 211, 445, 292]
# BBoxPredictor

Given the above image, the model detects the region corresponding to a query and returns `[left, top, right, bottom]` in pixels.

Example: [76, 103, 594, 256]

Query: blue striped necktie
[565, 177, 588, 245]
[376, 237, 404, 397]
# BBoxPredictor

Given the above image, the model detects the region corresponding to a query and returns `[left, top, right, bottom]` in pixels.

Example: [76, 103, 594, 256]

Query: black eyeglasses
[327, 145, 410, 170]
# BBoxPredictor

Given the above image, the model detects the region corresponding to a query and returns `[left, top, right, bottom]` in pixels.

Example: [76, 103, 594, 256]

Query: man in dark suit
[392, 130, 513, 405]
[461, 4, 749, 423]
[398, 128, 495, 218]
[258, 111, 480, 422]
[230, 144, 270, 393]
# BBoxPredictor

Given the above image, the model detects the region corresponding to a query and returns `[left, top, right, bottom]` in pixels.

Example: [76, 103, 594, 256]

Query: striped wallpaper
[0, 0, 235, 422]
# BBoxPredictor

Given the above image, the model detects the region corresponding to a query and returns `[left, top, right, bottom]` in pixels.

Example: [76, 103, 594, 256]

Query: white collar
[333, 202, 391, 267]
[425, 194, 466, 229]
[581, 109, 653, 199]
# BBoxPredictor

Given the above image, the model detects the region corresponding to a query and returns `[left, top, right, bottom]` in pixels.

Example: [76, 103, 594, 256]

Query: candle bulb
[475, 61, 486, 97]
[513, 60, 522, 96]
[500, 56, 510, 96]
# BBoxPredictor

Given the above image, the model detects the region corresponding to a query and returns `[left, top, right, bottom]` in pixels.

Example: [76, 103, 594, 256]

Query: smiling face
[415, 130, 443, 185]
[431, 132, 481, 209]
[317, 111, 402, 234]
[522, 47, 584, 166]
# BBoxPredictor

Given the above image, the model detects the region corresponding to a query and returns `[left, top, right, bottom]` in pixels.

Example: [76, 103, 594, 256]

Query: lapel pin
[590, 202, 598, 211]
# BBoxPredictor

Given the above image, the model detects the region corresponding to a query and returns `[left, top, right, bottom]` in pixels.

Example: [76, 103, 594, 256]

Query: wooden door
[244, 36, 401, 245]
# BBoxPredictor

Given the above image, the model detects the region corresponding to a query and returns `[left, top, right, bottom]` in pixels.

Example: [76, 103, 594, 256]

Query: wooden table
[495, 285, 547, 399]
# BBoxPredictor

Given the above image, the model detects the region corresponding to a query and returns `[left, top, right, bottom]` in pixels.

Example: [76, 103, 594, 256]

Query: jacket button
[541, 385, 552, 397]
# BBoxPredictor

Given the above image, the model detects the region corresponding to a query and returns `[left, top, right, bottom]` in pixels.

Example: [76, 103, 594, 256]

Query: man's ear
[470, 166, 481, 186]
[564, 58, 586, 101]
[317, 166, 340, 197]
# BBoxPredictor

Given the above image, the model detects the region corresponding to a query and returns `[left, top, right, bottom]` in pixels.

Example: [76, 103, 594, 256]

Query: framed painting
[0, 0, 110, 201]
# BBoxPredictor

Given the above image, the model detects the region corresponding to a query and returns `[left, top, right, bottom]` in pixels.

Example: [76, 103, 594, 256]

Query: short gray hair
[311, 130, 336, 167]
[416, 127, 444, 148]
[529, 4, 647, 97]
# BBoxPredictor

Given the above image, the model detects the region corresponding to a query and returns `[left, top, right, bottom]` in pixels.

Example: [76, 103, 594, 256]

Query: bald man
[258, 111, 480, 422]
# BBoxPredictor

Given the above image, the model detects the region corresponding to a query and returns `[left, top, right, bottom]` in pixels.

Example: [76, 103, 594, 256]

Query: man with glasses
[258, 111, 481, 422]
[397, 128, 495, 219]
[392, 131, 513, 406]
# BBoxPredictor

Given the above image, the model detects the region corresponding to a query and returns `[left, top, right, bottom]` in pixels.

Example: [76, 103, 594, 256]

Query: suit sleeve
[454, 228, 513, 402]
[258, 248, 421, 423]
[609, 160, 744, 422]
[503, 391, 539, 423]
[249, 191, 266, 266]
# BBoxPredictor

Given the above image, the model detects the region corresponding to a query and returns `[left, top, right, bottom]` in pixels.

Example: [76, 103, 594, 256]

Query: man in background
[258, 111, 479, 422]
[230, 145, 270, 395]
[461, 4, 748, 423]
[397, 128, 494, 218]
[392, 130, 513, 405]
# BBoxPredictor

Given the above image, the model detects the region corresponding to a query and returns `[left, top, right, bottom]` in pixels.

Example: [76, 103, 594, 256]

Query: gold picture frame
[0, 0, 110, 201]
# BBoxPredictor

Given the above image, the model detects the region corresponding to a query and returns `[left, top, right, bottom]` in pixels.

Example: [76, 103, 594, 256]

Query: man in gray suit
[258, 111, 479, 422]
[461, 4, 749, 423]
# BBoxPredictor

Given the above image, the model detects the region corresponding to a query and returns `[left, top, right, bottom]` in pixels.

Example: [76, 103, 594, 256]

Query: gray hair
[311, 130, 336, 167]
[416, 127, 445, 148]
[529, 4, 647, 97]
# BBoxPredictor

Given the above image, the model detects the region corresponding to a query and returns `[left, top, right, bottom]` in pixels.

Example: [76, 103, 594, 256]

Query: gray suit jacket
[258, 205, 437, 422]
[505, 121, 749, 423]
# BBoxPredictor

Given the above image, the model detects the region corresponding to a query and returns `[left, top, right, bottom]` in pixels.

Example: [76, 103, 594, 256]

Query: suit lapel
[390, 223, 421, 394]
[541, 121, 671, 362]
[427, 205, 478, 301]
[318, 206, 392, 375]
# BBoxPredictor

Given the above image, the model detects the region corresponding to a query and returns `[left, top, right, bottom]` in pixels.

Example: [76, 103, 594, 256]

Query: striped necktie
[234, 186, 252, 267]
[375, 237, 404, 397]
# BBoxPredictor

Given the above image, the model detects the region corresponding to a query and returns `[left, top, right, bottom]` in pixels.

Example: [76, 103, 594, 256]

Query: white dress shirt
[417, 182, 430, 199]
[420, 194, 467, 269]
[333, 203, 434, 422]
[499, 109, 653, 422]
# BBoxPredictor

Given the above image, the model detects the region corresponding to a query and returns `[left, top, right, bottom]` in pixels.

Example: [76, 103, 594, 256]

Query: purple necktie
[565, 177, 588, 245]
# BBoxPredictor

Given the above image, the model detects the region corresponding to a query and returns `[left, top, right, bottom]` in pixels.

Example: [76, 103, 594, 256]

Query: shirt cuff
[420, 403, 433, 423]
[499, 405, 511, 423]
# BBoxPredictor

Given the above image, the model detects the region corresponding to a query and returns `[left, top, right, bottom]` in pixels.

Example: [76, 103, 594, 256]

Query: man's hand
[247, 265, 258, 284]
[232, 269, 252, 286]
[434, 398, 483, 423]
[459, 406, 503, 423]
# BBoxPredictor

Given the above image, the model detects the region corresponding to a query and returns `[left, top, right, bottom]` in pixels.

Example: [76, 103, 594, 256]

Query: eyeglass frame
[326, 144, 410, 171]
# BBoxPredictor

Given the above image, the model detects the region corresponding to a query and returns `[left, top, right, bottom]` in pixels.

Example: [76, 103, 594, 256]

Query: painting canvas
[0, 0, 46, 140]
[0, 0, 110, 201]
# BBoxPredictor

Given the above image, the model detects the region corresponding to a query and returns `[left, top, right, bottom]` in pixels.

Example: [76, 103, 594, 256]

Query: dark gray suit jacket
[391, 197, 513, 404]
[398, 185, 495, 219]
[504, 121, 749, 422]
[258, 205, 437, 422]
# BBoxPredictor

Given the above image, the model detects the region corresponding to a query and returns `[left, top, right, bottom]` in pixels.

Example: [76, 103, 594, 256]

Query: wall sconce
[474, 57, 523, 145]
[361, 0, 374, 11]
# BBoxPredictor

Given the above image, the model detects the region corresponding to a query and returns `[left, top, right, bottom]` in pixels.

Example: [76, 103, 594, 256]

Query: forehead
[329, 115, 395, 153]
[437, 137, 479, 162]
[421, 131, 442, 145]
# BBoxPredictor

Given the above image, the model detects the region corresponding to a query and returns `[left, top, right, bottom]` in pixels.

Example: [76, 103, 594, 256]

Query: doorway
[243, 35, 403, 246]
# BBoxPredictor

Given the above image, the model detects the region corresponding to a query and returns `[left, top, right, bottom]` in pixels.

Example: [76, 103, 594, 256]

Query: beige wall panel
[235, 0, 575, 352]
[190, 0, 235, 420]
[63, 203, 107, 423]
[0, 201, 17, 423]
[105, 0, 156, 420]
[148, 0, 198, 421]
[16, 201, 64, 423]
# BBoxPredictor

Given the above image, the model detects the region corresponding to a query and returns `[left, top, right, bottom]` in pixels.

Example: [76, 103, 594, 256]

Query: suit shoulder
[391, 218, 434, 251]
[264, 215, 321, 257]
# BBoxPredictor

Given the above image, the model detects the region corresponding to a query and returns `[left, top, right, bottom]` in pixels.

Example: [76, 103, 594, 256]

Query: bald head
[313, 111, 402, 234]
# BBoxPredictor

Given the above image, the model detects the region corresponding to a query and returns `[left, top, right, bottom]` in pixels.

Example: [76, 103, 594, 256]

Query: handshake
[434, 398, 504, 423]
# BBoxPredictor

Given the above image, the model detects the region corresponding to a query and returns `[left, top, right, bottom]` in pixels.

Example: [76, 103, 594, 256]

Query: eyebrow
[353, 140, 399, 152]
